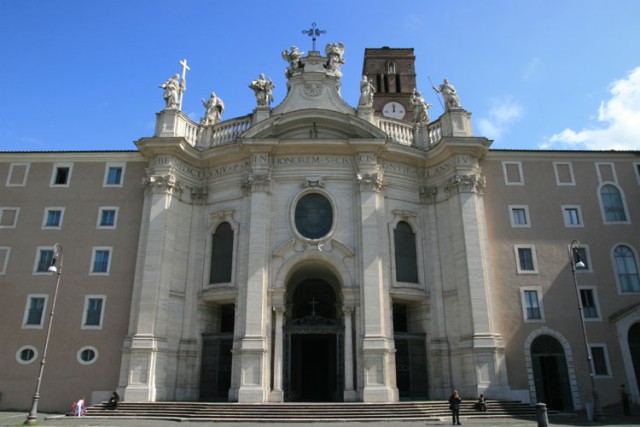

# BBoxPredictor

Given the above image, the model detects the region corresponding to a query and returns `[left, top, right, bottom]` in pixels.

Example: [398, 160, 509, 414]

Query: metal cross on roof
[302, 22, 326, 52]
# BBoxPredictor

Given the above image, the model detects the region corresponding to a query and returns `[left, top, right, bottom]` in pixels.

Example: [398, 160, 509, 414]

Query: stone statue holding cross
[159, 59, 190, 110]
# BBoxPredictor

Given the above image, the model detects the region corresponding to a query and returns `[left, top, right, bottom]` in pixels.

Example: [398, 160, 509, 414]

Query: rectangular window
[509, 205, 530, 228]
[502, 161, 524, 185]
[580, 288, 600, 319]
[522, 288, 543, 321]
[0, 208, 19, 228]
[6, 163, 30, 186]
[103, 163, 125, 187]
[34, 247, 54, 274]
[553, 162, 575, 185]
[97, 207, 118, 229]
[0, 247, 10, 274]
[42, 207, 65, 229]
[562, 205, 583, 227]
[50, 163, 73, 187]
[590, 345, 611, 377]
[82, 296, 106, 329]
[23, 295, 48, 328]
[515, 245, 537, 274]
[596, 162, 617, 184]
[90, 247, 112, 274]
[572, 246, 591, 272]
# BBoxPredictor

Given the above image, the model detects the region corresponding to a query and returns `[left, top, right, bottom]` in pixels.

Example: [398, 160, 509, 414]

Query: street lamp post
[568, 240, 603, 421]
[25, 243, 63, 425]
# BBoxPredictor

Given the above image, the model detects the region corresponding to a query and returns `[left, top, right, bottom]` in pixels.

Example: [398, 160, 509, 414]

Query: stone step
[85, 400, 543, 421]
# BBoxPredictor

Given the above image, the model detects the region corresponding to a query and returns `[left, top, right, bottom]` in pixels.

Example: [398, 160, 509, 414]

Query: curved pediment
[242, 109, 389, 141]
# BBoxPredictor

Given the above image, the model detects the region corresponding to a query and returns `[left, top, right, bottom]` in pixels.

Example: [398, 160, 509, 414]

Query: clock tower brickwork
[362, 47, 417, 121]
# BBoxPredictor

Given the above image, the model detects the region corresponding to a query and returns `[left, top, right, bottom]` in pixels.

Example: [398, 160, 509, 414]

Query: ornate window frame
[205, 210, 239, 288]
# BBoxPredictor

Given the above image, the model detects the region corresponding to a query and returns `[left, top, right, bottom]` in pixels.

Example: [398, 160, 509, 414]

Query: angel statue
[249, 74, 275, 107]
[282, 46, 304, 78]
[411, 89, 431, 124]
[200, 92, 224, 126]
[324, 42, 345, 76]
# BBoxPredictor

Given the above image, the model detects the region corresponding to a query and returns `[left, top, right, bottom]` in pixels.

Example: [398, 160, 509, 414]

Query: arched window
[601, 184, 627, 222]
[394, 221, 418, 283]
[614, 245, 640, 292]
[209, 222, 233, 284]
[387, 61, 396, 74]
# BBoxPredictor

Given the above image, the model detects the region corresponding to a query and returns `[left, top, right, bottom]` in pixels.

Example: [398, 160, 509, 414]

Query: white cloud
[547, 66, 640, 150]
[477, 96, 523, 140]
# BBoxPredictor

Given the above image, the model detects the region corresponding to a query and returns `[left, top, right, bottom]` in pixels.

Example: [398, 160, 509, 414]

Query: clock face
[382, 101, 406, 119]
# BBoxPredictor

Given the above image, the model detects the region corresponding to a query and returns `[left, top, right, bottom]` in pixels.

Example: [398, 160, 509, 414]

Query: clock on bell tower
[362, 47, 417, 121]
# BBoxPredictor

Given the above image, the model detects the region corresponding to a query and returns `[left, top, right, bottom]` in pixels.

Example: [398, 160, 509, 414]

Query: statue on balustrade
[324, 42, 345, 76]
[201, 92, 224, 126]
[160, 74, 184, 109]
[249, 74, 275, 107]
[282, 46, 304, 78]
[411, 89, 431, 124]
[358, 76, 374, 107]
[433, 78, 461, 110]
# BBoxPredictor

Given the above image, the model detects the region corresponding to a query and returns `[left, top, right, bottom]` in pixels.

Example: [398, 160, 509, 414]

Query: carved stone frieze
[143, 174, 183, 198]
[300, 176, 326, 188]
[242, 172, 272, 194]
[446, 173, 486, 195]
[357, 172, 385, 193]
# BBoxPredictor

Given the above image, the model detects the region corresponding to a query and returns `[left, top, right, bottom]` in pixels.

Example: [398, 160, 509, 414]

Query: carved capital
[446, 173, 486, 195]
[342, 305, 355, 316]
[143, 174, 182, 198]
[273, 305, 286, 315]
[420, 185, 438, 204]
[242, 173, 271, 194]
[357, 172, 384, 193]
[191, 186, 208, 204]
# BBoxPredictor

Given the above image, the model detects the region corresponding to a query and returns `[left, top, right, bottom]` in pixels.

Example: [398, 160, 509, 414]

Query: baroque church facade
[1, 44, 640, 413]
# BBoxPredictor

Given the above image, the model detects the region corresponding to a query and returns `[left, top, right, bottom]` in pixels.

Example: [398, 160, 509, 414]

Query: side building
[0, 44, 639, 413]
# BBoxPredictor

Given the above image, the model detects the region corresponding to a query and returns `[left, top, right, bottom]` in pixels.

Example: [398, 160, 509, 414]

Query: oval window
[294, 193, 333, 239]
[16, 346, 38, 364]
[77, 346, 98, 365]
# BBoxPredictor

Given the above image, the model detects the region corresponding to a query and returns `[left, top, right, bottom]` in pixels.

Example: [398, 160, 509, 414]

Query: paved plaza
[2, 410, 640, 427]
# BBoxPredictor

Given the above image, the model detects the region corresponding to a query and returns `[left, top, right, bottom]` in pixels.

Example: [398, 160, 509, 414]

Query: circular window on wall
[77, 346, 98, 365]
[16, 345, 38, 365]
[294, 192, 334, 240]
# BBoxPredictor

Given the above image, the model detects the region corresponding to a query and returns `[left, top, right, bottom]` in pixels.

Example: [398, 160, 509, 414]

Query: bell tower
[362, 47, 417, 121]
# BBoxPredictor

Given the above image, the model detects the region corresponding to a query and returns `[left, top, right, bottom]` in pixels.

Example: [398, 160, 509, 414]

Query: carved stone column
[270, 305, 285, 402]
[343, 305, 356, 401]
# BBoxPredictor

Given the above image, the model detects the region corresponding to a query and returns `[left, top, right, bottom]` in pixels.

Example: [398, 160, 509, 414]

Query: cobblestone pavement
[2, 411, 640, 427]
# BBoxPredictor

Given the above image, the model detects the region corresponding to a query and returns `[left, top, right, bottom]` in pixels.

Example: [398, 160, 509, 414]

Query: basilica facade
[1, 45, 639, 413]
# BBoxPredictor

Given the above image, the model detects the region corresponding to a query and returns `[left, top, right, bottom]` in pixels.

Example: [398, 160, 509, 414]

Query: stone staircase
[86, 400, 543, 422]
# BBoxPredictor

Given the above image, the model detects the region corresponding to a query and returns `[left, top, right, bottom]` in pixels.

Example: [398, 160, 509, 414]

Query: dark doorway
[200, 304, 234, 401]
[290, 334, 337, 401]
[393, 304, 428, 399]
[628, 322, 640, 394]
[531, 335, 573, 410]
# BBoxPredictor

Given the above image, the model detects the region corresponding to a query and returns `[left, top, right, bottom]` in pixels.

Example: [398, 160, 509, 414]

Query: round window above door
[294, 193, 333, 240]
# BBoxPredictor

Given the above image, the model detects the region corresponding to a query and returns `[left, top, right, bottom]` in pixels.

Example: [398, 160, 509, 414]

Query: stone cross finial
[179, 59, 190, 109]
[302, 22, 326, 51]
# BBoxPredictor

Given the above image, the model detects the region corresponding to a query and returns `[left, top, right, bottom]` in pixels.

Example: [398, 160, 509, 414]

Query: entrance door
[289, 334, 337, 401]
[531, 335, 573, 410]
[628, 323, 640, 394]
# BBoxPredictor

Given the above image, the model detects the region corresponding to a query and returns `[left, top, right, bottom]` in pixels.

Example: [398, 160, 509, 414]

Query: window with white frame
[514, 245, 537, 274]
[90, 247, 112, 275]
[0, 247, 10, 274]
[521, 288, 544, 321]
[97, 207, 118, 229]
[509, 205, 530, 228]
[599, 184, 628, 223]
[571, 245, 592, 272]
[635, 163, 640, 185]
[590, 345, 611, 377]
[562, 205, 583, 227]
[50, 163, 73, 187]
[77, 346, 99, 365]
[33, 247, 54, 274]
[579, 287, 600, 320]
[553, 162, 575, 185]
[82, 296, 105, 329]
[16, 345, 38, 365]
[23, 295, 48, 328]
[6, 163, 30, 186]
[502, 161, 524, 185]
[614, 245, 640, 293]
[103, 162, 125, 187]
[42, 207, 65, 229]
[0, 207, 19, 228]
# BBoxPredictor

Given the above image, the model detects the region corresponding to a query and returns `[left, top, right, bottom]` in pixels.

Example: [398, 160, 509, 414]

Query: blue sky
[1, 0, 639, 152]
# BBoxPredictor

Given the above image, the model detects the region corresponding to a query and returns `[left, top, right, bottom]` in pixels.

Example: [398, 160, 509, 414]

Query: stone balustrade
[376, 118, 444, 148]
[207, 116, 252, 146]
